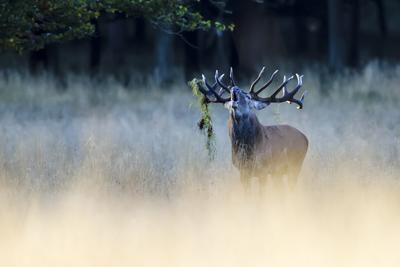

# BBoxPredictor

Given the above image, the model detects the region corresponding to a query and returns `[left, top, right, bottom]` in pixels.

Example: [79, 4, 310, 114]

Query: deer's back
[258, 125, 308, 173]
[263, 124, 308, 155]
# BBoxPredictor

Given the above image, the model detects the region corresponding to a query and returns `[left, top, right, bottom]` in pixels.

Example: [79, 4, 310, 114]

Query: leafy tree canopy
[0, 0, 233, 52]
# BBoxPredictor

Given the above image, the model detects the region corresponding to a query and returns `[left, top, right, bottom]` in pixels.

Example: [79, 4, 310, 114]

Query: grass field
[0, 63, 400, 266]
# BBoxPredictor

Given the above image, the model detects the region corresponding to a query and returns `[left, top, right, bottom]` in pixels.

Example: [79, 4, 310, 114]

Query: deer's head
[224, 86, 269, 118]
[198, 67, 306, 118]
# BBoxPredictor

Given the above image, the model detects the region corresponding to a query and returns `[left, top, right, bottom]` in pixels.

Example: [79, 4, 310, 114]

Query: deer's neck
[228, 112, 264, 163]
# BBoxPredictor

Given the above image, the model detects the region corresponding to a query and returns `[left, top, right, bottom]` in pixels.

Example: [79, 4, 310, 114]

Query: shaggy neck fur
[228, 111, 264, 168]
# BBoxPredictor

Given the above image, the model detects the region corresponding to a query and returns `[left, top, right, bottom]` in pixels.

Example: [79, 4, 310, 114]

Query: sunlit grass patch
[0, 63, 399, 266]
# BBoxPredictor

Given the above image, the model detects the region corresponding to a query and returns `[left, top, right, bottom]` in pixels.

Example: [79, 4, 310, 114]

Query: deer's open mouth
[232, 92, 238, 102]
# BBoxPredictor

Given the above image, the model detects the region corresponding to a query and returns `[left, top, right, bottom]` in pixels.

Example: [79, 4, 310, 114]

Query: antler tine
[215, 70, 230, 93]
[254, 69, 279, 95]
[220, 74, 230, 93]
[282, 75, 287, 98]
[230, 67, 237, 87]
[202, 74, 216, 92]
[249, 66, 266, 94]
[288, 74, 303, 97]
[198, 73, 230, 104]
[269, 75, 295, 99]
[202, 71, 228, 94]
[295, 90, 307, 109]
[218, 87, 229, 95]
[282, 75, 305, 109]
[251, 73, 306, 109]
[287, 74, 306, 109]
[199, 74, 214, 97]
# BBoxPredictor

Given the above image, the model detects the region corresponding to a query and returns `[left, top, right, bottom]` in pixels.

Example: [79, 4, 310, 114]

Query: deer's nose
[231, 87, 241, 99]
[232, 86, 240, 93]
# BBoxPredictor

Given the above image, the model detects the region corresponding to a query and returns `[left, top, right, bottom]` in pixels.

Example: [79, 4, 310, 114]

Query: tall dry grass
[0, 63, 400, 266]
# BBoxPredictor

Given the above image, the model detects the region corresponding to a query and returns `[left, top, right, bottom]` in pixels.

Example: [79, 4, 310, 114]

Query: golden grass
[0, 63, 400, 266]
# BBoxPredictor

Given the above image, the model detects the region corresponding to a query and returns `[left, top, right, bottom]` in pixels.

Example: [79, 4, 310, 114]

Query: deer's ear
[251, 100, 269, 110]
[224, 101, 233, 110]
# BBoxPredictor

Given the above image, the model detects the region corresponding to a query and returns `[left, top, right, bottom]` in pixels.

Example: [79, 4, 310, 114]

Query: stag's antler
[229, 67, 237, 87]
[249, 67, 306, 109]
[198, 70, 231, 103]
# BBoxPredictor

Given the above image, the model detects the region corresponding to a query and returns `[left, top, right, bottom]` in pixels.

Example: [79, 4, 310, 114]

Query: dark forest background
[1, 0, 399, 84]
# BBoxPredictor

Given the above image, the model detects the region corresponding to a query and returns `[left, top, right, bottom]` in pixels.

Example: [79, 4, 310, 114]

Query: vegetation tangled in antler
[189, 78, 215, 160]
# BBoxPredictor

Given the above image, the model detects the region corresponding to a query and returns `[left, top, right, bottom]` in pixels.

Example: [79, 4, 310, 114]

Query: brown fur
[228, 113, 308, 191]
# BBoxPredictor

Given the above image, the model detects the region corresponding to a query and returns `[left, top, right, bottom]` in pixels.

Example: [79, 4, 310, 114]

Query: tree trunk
[29, 48, 48, 73]
[183, 31, 199, 80]
[154, 31, 174, 86]
[328, 0, 345, 71]
[134, 18, 146, 41]
[375, 0, 387, 37]
[349, 0, 359, 67]
[90, 20, 101, 74]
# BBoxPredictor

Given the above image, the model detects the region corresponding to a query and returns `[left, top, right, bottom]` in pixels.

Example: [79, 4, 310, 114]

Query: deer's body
[197, 67, 308, 192]
[228, 113, 308, 190]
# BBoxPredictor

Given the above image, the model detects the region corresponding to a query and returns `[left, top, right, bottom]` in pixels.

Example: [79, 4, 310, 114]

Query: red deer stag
[197, 67, 308, 192]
